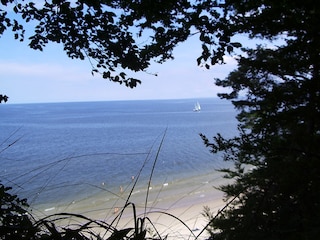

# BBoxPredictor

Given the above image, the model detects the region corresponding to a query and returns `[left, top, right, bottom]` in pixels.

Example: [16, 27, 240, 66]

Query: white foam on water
[44, 207, 55, 212]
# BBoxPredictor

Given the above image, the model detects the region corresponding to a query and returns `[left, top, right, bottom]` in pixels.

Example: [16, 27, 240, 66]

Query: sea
[0, 98, 238, 218]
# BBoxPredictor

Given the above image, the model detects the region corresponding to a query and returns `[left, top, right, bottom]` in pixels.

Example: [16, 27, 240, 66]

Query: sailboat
[193, 101, 201, 112]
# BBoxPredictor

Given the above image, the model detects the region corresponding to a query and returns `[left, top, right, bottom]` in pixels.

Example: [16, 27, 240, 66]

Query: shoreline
[118, 185, 225, 239]
[31, 172, 230, 239]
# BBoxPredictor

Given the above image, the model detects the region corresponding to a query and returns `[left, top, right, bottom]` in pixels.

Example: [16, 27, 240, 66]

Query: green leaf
[227, 45, 233, 53]
[230, 42, 242, 48]
[102, 71, 110, 79]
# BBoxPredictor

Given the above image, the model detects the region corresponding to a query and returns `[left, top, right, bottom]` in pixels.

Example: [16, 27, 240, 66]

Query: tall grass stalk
[1, 128, 220, 239]
[144, 127, 167, 217]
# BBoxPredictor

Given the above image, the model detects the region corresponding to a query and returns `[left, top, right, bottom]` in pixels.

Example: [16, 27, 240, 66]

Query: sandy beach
[32, 172, 230, 239]
[110, 188, 226, 240]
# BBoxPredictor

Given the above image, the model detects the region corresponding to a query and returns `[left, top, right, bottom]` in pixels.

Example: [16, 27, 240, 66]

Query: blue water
[0, 98, 237, 207]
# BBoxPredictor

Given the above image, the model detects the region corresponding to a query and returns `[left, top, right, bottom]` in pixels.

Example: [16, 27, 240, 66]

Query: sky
[0, 16, 238, 104]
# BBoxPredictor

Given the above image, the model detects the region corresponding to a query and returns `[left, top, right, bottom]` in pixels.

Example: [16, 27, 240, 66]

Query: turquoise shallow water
[0, 98, 237, 213]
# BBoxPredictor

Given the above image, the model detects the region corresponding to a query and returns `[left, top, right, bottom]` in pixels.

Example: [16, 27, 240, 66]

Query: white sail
[193, 101, 201, 111]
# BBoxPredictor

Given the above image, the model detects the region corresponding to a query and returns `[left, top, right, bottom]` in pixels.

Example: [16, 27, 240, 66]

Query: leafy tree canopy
[0, 0, 218, 88]
[1, 0, 257, 88]
[199, 0, 320, 239]
[1, 0, 318, 85]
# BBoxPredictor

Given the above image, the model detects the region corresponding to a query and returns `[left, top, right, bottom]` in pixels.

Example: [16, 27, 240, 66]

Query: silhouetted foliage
[200, 0, 320, 239]
[0, 185, 159, 240]
[1, 0, 188, 87]
[0, 183, 39, 239]
[0, 94, 8, 103]
[0, 0, 241, 94]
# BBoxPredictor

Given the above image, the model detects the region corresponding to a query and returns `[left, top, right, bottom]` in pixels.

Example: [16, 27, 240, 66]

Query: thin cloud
[0, 60, 90, 82]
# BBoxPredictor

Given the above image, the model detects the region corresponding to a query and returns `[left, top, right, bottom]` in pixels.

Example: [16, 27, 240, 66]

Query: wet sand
[32, 172, 230, 239]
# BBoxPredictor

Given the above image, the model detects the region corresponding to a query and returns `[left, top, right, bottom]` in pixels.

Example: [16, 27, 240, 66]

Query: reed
[1, 128, 219, 239]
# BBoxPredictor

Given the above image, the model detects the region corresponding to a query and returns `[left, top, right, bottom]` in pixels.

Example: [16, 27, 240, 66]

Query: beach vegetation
[0, 183, 39, 239]
[0, 129, 203, 239]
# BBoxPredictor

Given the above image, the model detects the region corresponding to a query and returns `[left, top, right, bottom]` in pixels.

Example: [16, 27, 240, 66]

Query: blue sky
[0, 20, 237, 104]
